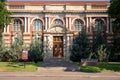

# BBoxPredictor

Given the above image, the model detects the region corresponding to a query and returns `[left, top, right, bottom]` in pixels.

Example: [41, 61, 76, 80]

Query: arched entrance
[43, 25, 73, 59]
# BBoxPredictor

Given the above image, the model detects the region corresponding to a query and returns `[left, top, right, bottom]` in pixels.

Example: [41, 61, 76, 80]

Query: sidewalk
[0, 58, 119, 78]
[0, 72, 120, 77]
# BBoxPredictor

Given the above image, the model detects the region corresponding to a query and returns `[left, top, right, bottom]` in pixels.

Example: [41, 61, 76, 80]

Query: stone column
[69, 17, 71, 30]
[66, 17, 68, 29]
[67, 35, 70, 53]
[90, 17, 92, 32]
[110, 18, 113, 33]
[86, 17, 89, 33]
[48, 17, 50, 29]
[44, 36, 47, 49]
[66, 35, 70, 61]
[106, 17, 109, 33]
[28, 17, 30, 33]
[4, 26, 6, 32]
[43, 36, 47, 59]
[7, 25, 9, 33]
[45, 17, 48, 30]
[63, 35, 66, 59]
[24, 17, 27, 32]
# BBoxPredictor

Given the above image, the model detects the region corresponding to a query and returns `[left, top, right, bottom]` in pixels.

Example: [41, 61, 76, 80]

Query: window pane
[13, 19, 22, 31]
[74, 19, 83, 31]
[95, 19, 104, 31]
[54, 19, 63, 25]
[34, 19, 43, 31]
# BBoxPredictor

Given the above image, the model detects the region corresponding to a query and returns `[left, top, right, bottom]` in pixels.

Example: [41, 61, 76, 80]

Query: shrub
[92, 31, 109, 62]
[11, 34, 23, 61]
[70, 29, 90, 62]
[28, 36, 43, 63]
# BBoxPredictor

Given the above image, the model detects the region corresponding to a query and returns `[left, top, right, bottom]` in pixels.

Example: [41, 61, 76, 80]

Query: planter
[81, 59, 98, 66]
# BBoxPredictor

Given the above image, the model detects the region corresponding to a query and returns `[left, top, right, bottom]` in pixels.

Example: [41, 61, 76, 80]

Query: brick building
[3, 0, 113, 59]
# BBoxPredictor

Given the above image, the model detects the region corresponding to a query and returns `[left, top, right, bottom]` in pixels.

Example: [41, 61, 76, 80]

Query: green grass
[79, 62, 120, 72]
[0, 62, 42, 72]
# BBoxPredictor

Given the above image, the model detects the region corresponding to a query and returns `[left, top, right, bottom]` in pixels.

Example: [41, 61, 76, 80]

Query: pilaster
[86, 17, 89, 33]
[24, 17, 27, 32]
[45, 17, 48, 30]
[69, 17, 71, 30]
[28, 17, 30, 33]
[106, 17, 109, 33]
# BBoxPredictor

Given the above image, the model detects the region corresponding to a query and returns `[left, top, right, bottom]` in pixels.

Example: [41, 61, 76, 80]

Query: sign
[22, 50, 28, 60]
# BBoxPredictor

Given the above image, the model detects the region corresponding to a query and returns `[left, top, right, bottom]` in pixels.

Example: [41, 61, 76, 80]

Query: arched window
[13, 18, 22, 31]
[33, 19, 43, 31]
[95, 19, 104, 31]
[74, 19, 84, 31]
[54, 19, 63, 25]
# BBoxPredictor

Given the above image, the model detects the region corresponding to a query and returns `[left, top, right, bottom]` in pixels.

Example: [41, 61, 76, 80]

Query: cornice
[9, 10, 107, 13]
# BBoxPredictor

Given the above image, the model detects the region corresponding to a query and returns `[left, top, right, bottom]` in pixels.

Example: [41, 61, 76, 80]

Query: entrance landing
[38, 57, 80, 72]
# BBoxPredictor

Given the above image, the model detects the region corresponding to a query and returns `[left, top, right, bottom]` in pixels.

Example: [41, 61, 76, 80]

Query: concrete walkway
[0, 58, 120, 79]
[0, 72, 120, 77]
[38, 57, 80, 72]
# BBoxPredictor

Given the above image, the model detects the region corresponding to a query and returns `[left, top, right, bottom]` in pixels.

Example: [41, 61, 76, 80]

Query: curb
[0, 74, 120, 77]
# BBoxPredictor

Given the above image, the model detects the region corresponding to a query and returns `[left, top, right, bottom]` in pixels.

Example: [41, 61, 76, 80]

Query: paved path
[0, 71, 120, 80]
[0, 58, 120, 80]
[38, 57, 80, 72]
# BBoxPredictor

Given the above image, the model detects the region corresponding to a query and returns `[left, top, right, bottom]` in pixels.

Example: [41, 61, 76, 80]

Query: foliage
[91, 31, 109, 62]
[113, 36, 120, 53]
[0, 35, 13, 62]
[0, 0, 6, 2]
[70, 29, 90, 62]
[11, 34, 24, 61]
[28, 36, 43, 63]
[0, 34, 5, 61]
[108, 0, 120, 61]
[108, 0, 120, 19]
[112, 19, 120, 54]
[0, 1, 11, 32]
[97, 45, 109, 62]
[0, 62, 42, 72]
[79, 62, 120, 72]
[0, 47, 13, 62]
[113, 18, 120, 31]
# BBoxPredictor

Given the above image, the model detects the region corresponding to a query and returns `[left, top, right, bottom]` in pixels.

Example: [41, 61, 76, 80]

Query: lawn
[79, 62, 120, 72]
[0, 62, 42, 72]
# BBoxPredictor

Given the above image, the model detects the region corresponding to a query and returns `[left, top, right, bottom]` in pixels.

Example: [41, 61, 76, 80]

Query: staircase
[38, 57, 80, 72]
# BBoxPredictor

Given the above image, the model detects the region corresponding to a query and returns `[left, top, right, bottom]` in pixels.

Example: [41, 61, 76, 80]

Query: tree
[70, 29, 90, 62]
[0, 0, 6, 2]
[108, 0, 120, 61]
[0, 1, 11, 32]
[11, 34, 23, 61]
[0, 35, 13, 62]
[0, 35, 5, 61]
[108, 0, 120, 19]
[28, 36, 43, 63]
[92, 31, 109, 62]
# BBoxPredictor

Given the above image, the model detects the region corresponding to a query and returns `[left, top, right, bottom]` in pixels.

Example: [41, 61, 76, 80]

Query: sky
[7, 0, 110, 2]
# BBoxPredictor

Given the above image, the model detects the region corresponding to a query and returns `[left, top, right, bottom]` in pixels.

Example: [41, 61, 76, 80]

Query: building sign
[22, 50, 28, 60]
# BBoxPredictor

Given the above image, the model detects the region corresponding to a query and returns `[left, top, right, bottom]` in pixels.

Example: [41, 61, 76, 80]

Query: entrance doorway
[53, 36, 63, 57]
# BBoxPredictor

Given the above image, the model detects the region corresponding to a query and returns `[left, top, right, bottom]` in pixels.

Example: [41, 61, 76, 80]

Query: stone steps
[38, 57, 80, 72]
[37, 67, 66, 72]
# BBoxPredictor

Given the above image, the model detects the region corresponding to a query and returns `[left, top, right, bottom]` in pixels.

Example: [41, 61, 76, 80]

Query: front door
[53, 36, 63, 57]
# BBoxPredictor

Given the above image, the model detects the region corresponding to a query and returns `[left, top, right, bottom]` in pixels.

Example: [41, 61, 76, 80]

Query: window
[54, 19, 63, 25]
[74, 19, 83, 31]
[92, 5, 107, 9]
[33, 19, 43, 31]
[95, 19, 104, 31]
[13, 18, 22, 31]
[9, 5, 25, 9]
